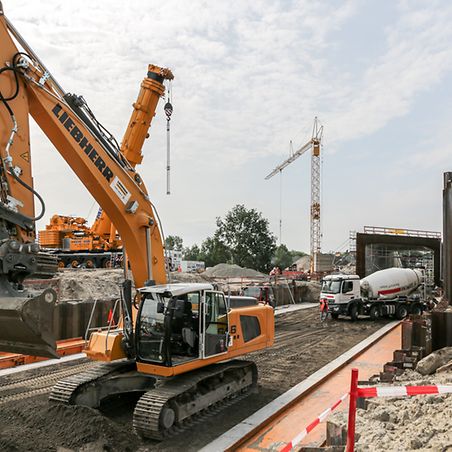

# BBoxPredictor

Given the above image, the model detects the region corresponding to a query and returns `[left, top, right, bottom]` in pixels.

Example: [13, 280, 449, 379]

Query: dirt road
[0, 307, 389, 451]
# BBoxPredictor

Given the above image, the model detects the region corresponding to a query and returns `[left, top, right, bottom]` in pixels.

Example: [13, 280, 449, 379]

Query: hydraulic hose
[0, 52, 46, 222]
[8, 169, 46, 221]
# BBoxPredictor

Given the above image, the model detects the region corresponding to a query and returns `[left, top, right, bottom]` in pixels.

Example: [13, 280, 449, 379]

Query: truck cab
[320, 274, 361, 318]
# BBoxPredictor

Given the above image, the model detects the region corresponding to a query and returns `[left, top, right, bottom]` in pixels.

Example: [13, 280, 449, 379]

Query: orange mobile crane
[38, 62, 172, 269]
[0, 4, 274, 439]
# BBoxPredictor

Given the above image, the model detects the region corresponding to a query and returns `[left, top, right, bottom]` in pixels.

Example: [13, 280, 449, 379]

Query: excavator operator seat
[137, 283, 214, 365]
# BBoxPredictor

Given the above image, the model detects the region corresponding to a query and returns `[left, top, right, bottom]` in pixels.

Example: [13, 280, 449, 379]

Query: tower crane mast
[265, 117, 323, 272]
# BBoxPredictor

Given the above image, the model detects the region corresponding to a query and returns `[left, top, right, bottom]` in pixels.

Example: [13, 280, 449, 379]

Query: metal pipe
[443, 172, 452, 304]
[84, 299, 98, 342]
[145, 227, 153, 283]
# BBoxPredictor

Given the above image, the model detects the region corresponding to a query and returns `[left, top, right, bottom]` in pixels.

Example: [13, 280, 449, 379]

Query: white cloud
[2, 0, 452, 250]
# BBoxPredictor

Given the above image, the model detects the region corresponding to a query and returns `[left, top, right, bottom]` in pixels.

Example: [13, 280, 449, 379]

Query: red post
[346, 368, 359, 452]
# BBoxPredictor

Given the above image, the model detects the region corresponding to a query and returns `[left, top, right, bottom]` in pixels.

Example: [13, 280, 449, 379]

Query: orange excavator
[38, 60, 172, 269]
[0, 4, 274, 439]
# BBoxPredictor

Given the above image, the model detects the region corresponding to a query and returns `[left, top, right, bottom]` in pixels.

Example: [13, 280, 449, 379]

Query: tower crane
[265, 117, 323, 273]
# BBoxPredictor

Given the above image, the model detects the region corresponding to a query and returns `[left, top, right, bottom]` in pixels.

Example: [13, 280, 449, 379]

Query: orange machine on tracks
[0, 3, 274, 440]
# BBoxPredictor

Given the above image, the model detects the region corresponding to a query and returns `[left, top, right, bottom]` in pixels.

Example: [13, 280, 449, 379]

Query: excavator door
[201, 291, 229, 358]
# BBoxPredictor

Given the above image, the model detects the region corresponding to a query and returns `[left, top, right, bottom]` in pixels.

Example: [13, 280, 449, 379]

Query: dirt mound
[204, 263, 267, 279]
[0, 395, 140, 452]
[168, 271, 212, 283]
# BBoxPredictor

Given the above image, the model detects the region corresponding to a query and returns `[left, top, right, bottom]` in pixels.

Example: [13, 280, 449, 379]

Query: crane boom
[265, 141, 312, 180]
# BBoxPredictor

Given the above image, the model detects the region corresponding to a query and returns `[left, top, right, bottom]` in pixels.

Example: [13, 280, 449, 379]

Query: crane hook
[165, 98, 173, 195]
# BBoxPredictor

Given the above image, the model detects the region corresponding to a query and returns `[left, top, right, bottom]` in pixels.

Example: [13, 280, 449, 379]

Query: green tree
[165, 235, 183, 251]
[183, 244, 202, 261]
[215, 204, 276, 272]
[273, 244, 293, 270]
[200, 236, 231, 267]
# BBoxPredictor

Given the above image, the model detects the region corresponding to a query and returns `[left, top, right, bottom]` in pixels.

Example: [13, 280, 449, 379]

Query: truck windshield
[321, 280, 342, 294]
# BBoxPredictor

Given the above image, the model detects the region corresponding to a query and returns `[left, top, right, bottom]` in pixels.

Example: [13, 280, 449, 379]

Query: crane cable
[164, 80, 173, 195]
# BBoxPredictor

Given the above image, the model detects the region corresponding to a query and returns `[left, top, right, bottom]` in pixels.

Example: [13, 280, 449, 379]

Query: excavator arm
[0, 5, 171, 358]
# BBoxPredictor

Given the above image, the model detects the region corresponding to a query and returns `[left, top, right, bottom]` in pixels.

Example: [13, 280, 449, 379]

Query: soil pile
[27, 269, 125, 302]
[0, 395, 140, 452]
[203, 263, 267, 279]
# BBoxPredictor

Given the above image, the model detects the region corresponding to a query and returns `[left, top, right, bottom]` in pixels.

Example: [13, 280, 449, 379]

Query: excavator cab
[136, 283, 229, 366]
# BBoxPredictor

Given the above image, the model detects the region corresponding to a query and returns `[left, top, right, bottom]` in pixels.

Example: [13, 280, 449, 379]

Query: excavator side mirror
[157, 301, 165, 314]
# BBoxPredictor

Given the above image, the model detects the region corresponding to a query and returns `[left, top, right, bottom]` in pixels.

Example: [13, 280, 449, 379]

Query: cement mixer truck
[321, 267, 426, 321]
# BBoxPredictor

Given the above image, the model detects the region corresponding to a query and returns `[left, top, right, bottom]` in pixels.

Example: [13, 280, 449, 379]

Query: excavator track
[49, 360, 137, 405]
[133, 359, 257, 440]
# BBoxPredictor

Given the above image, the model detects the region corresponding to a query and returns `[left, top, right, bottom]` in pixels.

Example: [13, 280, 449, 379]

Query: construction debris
[416, 346, 452, 375]
[328, 368, 452, 451]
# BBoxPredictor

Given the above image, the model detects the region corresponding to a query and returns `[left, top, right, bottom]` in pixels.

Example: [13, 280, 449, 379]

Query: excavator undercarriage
[50, 358, 257, 439]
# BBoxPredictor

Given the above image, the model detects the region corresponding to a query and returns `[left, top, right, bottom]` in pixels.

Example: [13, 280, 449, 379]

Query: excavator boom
[0, 6, 169, 357]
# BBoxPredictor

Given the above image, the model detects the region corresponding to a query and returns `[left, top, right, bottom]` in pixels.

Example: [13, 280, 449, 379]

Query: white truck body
[321, 267, 425, 320]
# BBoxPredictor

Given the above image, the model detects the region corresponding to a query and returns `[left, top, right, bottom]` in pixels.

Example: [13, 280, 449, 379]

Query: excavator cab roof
[139, 283, 214, 297]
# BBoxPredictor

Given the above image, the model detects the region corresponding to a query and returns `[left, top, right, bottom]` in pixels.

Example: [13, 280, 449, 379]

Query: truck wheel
[331, 313, 339, 320]
[411, 304, 422, 316]
[349, 304, 358, 321]
[395, 304, 408, 320]
[369, 305, 381, 320]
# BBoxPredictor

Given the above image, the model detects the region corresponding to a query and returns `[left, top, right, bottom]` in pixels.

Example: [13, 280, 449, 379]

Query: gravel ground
[0, 308, 389, 452]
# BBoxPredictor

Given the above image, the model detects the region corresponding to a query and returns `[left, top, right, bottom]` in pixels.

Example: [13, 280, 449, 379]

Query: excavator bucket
[0, 287, 58, 358]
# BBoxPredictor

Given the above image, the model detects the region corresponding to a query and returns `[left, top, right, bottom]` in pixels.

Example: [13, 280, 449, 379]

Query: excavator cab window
[201, 291, 228, 358]
[136, 291, 201, 366]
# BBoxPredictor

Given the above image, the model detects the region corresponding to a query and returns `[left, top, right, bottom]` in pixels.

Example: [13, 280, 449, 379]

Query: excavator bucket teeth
[0, 288, 58, 358]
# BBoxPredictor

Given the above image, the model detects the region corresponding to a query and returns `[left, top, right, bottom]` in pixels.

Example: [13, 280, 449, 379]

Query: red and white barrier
[280, 392, 348, 452]
[278, 370, 452, 452]
[357, 384, 452, 398]
[347, 368, 452, 452]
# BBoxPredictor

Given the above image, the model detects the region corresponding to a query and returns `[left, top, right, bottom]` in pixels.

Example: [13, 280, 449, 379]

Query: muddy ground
[0, 308, 389, 452]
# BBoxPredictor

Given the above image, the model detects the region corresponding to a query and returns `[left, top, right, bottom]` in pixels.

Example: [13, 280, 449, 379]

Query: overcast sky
[6, 0, 452, 254]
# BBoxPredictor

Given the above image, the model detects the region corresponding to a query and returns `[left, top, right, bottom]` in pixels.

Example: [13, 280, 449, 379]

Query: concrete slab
[0, 353, 86, 377]
[200, 321, 400, 452]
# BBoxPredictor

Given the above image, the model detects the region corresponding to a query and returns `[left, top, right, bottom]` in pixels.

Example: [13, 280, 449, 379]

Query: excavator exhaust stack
[0, 282, 58, 358]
